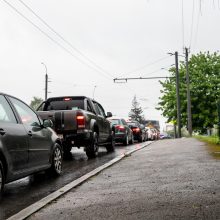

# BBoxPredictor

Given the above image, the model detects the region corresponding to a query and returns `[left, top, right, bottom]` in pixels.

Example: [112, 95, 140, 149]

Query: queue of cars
[0, 93, 160, 195]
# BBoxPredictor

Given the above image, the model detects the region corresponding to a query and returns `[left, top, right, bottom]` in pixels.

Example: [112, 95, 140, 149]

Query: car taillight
[76, 114, 85, 129]
[63, 97, 72, 101]
[132, 127, 140, 132]
[115, 125, 125, 131]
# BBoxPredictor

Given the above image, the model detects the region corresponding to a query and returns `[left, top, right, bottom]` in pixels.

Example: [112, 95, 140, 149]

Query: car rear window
[109, 119, 121, 125]
[45, 99, 84, 111]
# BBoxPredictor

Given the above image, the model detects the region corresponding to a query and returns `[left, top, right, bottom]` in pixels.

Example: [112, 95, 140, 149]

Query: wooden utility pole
[41, 62, 49, 101]
[217, 100, 220, 141]
[175, 52, 181, 138]
[45, 73, 48, 101]
[185, 48, 192, 136]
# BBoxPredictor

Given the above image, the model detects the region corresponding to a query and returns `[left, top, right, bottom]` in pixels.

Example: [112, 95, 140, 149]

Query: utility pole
[175, 52, 181, 138]
[45, 73, 48, 100]
[217, 100, 220, 141]
[41, 62, 49, 101]
[185, 48, 192, 136]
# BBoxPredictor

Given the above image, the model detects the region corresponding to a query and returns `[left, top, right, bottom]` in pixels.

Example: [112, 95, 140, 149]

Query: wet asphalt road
[0, 142, 146, 220]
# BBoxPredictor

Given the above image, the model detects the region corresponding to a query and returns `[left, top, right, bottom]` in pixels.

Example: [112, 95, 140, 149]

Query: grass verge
[195, 135, 220, 159]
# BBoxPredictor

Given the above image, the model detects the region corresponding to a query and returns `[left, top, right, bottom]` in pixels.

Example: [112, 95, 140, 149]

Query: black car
[127, 120, 147, 143]
[0, 93, 63, 195]
[108, 118, 134, 145]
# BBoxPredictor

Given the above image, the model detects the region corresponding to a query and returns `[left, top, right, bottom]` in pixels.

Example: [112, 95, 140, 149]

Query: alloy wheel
[53, 147, 62, 174]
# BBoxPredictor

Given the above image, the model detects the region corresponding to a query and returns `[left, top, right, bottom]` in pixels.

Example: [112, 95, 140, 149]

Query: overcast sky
[0, 0, 219, 129]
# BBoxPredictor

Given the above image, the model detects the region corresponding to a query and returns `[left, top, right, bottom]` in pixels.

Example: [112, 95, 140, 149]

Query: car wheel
[49, 143, 63, 175]
[86, 132, 99, 158]
[0, 160, 5, 195]
[106, 132, 115, 152]
[123, 134, 129, 146]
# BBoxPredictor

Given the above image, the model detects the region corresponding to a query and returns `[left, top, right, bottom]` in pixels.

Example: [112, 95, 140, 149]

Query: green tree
[30, 96, 44, 110]
[129, 95, 145, 123]
[157, 51, 220, 133]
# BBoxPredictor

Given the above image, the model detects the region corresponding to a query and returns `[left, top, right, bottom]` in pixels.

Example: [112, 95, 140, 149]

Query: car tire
[86, 132, 99, 158]
[123, 134, 129, 146]
[49, 143, 63, 176]
[106, 132, 115, 152]
[0, 160, 5, 195]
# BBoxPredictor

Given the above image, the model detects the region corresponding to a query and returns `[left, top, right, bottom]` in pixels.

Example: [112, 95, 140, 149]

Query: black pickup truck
[37, 96, 115, 158]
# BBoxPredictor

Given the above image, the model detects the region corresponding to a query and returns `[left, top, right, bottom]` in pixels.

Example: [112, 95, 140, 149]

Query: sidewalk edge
[7, 142, 152, 220]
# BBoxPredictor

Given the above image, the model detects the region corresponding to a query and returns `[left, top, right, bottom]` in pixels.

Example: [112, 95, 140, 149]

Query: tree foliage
[157, 52, 220, 133]
[30, 96, 44, 110]
[129, 95, 145, 123]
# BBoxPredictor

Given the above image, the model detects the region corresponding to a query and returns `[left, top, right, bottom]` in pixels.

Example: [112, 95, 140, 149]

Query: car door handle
[0, 128, 6, 136]
[28, 131, 32, 137]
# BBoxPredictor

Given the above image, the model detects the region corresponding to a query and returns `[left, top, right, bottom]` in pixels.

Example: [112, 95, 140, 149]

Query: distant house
[144, 120, 160, 131]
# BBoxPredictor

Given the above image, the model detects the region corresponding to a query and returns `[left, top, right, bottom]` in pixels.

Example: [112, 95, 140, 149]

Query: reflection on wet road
[0, 142, 147, 220]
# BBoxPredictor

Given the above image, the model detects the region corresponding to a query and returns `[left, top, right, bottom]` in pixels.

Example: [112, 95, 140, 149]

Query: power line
[181, 0, 185, 49]
[16, 0, 115, 78]
[189, 0, 195, 48]
[192, 3, 201, 50]
[2, 0, 113, 80]
[117, 56, 171, 78]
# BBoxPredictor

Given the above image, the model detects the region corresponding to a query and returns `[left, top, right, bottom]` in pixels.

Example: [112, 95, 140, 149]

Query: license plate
[57, 134, 63, 139]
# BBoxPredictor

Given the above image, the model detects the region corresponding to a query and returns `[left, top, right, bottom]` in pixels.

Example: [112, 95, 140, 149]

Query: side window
[97, 104, 106, 118]
[9, 97, 40, 126]
[93, 103, 101, 115]
[86, 100, 93, 113]
[0, 95, 17, 123]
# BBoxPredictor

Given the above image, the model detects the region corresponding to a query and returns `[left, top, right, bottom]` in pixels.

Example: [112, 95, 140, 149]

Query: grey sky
[0, 0, 219, 129]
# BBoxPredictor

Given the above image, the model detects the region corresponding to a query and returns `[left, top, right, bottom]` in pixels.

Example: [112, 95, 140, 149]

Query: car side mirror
[43, 119, 53, 128]
[106, 112, 112, 118]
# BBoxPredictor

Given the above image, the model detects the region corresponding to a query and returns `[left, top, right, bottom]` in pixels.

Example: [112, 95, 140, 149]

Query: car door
[8, 96, 51, 168]
[0, 95, 29, 173]
[93, 102, 106, 143]
[96, 103, 111, 142]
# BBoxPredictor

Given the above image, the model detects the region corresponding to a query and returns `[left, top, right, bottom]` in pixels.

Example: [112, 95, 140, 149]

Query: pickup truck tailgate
[37, 110, 77, 132]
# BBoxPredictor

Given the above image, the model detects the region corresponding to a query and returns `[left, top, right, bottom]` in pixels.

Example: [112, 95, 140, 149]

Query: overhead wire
[192, 2, 201, 51]
[2, 0, 113, 80]
[117, 56, 171, 78]
[181, 0, 185, 49]
[189, 0, 195, 48]
[16, 0, 115, 78]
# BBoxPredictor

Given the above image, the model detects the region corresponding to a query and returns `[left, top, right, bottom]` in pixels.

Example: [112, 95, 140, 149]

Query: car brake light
[63, 97, 72, 101]
[76, 114, 85, 129]
[132, 127, 140, 132]
[115, 125, 125, 131]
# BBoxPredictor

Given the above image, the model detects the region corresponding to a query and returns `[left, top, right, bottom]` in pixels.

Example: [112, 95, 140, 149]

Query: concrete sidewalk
[28, 138, 220, 220]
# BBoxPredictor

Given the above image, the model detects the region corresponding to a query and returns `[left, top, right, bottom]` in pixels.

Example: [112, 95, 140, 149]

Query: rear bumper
[115, 133, 126, 142]
[59, 129, 92, 147]
[133, 132, 141, 140]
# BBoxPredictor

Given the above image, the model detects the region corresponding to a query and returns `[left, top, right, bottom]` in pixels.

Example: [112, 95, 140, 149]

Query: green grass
[195, 135, 220, 145]
[195, 135, 220, 159]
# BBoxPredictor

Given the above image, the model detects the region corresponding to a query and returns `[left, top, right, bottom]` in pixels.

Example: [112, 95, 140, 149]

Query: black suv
[0, 93, 63, 195]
